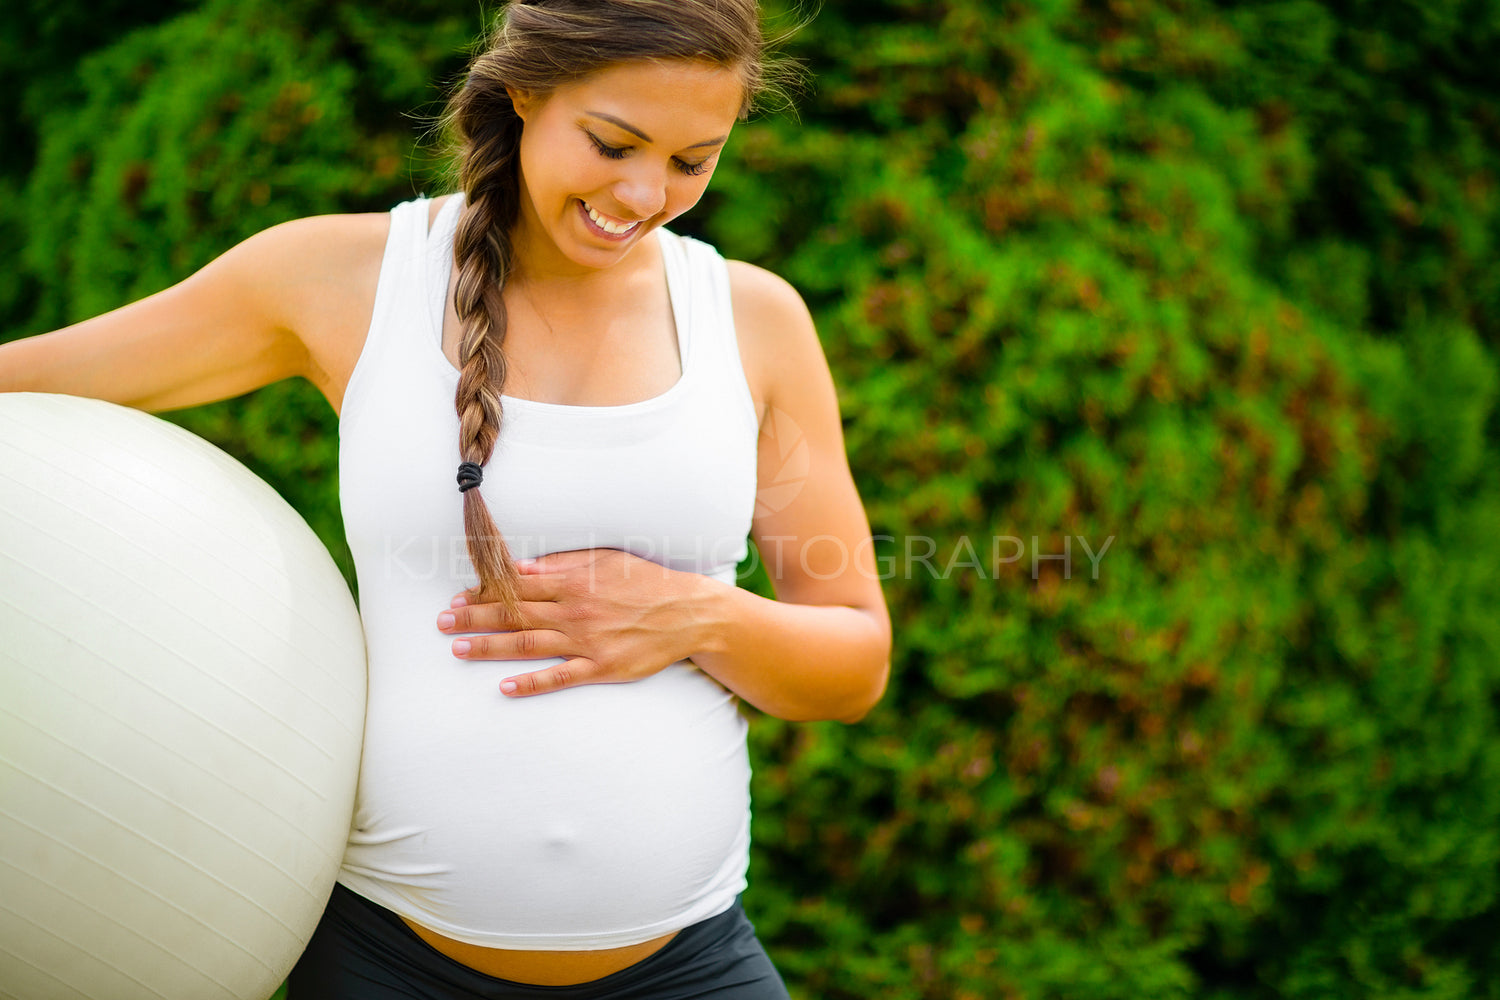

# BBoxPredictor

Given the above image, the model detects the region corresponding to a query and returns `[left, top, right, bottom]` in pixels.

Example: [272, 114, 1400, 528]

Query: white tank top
[336, 195, 759, 949]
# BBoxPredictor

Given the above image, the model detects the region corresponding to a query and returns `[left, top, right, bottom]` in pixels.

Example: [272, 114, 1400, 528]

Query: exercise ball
[0, 393, 366, 1000]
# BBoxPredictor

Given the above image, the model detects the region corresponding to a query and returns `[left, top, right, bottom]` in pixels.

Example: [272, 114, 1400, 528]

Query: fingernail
[451, 594, 469, 608]
[516, 559, 535, 571]
[453, 639, 471, 656]
[500, 680, 518, 694]
[437, 612, 455, 630]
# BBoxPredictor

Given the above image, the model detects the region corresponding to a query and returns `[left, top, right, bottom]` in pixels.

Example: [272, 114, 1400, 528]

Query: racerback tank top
[336, 195, 760, 949]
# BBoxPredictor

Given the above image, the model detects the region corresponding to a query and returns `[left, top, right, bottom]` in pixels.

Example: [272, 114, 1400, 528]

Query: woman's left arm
[684, 261, 891, 722]
[442, 263, 891, 723]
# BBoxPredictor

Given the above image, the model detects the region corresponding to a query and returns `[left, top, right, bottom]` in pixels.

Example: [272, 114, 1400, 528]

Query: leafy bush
[707, 2, 1500, 996]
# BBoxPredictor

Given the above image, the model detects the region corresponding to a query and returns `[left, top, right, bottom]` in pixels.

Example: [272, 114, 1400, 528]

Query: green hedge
[4, 1, 1498, 997]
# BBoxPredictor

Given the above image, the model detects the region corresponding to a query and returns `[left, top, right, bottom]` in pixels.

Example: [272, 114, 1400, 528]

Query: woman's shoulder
[724, 259, 822, 412]
[227, 207, 399, 407]
[724, 259, 803, 309]
[241, 210, 393, 322]
[247, 208, 394, 277]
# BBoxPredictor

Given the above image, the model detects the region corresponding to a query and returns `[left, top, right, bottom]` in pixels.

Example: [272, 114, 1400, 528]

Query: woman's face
[509, 59, 746, 278]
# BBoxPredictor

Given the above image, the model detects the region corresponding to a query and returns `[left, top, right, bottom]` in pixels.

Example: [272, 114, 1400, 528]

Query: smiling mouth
[579, 200, 641, 237]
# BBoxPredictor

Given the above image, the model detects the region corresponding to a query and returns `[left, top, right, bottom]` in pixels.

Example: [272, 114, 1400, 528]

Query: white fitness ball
[0, 393, 367, 1000]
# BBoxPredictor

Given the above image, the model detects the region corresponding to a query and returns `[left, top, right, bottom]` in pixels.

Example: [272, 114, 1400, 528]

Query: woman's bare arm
[685, 260, 892, 721]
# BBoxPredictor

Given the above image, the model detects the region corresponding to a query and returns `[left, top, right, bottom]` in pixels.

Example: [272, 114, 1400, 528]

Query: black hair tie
[457, 462, 484, 493]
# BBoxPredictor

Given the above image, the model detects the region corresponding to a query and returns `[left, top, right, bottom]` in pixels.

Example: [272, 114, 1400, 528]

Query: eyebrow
[585, 111, 728, 150]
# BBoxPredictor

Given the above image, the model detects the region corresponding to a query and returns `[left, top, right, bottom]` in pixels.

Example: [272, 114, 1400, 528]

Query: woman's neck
[506, 228, 662, 308]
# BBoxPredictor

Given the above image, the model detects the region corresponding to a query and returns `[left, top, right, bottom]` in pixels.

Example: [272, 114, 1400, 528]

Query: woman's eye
[587, 133, 628, 160]
[585, 129, 713, 176]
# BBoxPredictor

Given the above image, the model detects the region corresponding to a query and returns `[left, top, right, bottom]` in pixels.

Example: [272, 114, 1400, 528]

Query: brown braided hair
[440, 0, 798, 617]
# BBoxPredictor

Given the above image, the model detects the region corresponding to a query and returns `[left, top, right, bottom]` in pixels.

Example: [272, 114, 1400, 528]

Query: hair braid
[450, 81, 524, 616]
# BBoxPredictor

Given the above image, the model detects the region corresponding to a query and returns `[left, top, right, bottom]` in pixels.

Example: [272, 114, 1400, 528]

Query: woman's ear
[506, 86, 535, 121]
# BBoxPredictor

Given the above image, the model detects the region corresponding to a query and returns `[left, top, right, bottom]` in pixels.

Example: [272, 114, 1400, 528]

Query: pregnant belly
[343, 659, 752, 947]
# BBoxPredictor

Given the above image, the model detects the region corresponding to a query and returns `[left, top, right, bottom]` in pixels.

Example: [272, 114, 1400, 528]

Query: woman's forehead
[552, 61, 746, 138]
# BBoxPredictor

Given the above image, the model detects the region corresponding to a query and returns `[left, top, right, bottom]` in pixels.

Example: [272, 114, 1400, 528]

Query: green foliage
[0, 0, 194, 323]
[1213, 0, 1500, 347]
[4, 0, 1499, 997]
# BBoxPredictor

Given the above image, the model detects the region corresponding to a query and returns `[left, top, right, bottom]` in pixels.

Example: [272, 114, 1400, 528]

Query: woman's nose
[612, 162, 668, 220]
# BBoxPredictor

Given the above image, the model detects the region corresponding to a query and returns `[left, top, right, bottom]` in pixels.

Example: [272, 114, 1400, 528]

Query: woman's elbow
[836, 656, 890, 725]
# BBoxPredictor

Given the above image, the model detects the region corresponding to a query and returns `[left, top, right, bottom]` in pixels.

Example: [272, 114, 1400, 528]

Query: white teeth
[584, 201, 639, 236]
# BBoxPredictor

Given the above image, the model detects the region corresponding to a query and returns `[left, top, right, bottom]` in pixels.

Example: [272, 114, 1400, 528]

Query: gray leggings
[288, 884, 792, 999]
